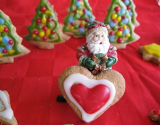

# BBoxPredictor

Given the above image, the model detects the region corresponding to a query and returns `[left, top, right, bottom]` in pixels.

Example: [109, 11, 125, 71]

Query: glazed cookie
[0, 90, 17, 125]
[0, 10, 30, 64]
[58, 66, 125, 123]
[150, 109, 160, 124]
[138, 43, 160, 66]
[25, 0, 70, 49]
[104, 0, 140, 49]
[63, 0, 95, 38]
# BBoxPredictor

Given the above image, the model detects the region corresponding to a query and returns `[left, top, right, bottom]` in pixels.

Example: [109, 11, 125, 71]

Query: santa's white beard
[86, 34, 110, 54]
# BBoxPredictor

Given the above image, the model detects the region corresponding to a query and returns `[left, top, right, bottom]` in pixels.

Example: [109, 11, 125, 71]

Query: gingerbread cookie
[63, 0, 95, 38]
[0, 10, 30, 64]
[0, 90, 17, 125]
[25, 0, 70, 49]
[104, 0, 140, 49]
[150, 109, 160, 124]
[58, 20, 125, 123]
[138, 43, 160, 66]
[58, 66, 125, 123]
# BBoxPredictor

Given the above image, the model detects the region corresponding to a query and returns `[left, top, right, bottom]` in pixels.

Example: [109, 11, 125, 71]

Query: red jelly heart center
[71, 84, 110, 114]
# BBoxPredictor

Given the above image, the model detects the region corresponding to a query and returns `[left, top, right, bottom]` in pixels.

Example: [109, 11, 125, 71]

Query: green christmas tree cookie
[63, 0, 95, 38]
[104, 0, 140, 49]
[25, 0, 70, 49]
[0, 10, 30, 64]
[107, 0, 139, 27]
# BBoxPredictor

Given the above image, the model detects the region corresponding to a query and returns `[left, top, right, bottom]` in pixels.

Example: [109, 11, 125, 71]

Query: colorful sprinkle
[0, 37, 2, 42]
[0, 18, 4, 25]
[39, 31, 45, 37]
[75, 1, 81, 6]
[124, 0, 130, 5]
[117, 37, 122, 43]
[129, 11, 133, 16]
[126, 33, 130, 37]
[109, 20, 116, 27]
[68, 16, 75, 23]
[40, 6, 47, 12]
[0, 26, 4, 32]
[85, 11, 91, 16]
[114, 6, 120, 12]
[109, 35, 115, 42]
[70, 26, 74, 30]
[120, 8, 126, 15]
[111, 13, 117, 20]
[123, 28, 129, 35]
[2, 36, 9, 43]
[122, 18, 129, 24]
[116, 31, 122, 36]
[8, 49, 15, 54]
[116, 16, 121, 21]
[89, 18, 94, 23]
[79, 28, 85, 33]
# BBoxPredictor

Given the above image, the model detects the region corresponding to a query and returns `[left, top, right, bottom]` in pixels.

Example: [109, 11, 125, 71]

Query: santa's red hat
[86, 20, 110, 36]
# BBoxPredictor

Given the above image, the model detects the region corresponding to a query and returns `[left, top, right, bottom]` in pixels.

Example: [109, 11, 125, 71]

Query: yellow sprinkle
[45, 10, 53, 16]
[0, 53, 3, 57]
[116, 16, 121, 22]
[77, 10, 83, 16]
[143, 43, 160, 57]
[41, 14, 47, 24]
[39, 31, 45, 37]
[80, 2, 84, 6]
[81, 20, 85, 25]
[70, 26, 74, 30]
[116, 31, 122, 37]
[46, 29, 51, 36]
[111, 13, 117, 20]
[123, 25, 127, 29]
[0, 26, 4, 32]
[32, 34, 36, 38]
[0, 37, 2, 42]
[8, 49, 15, 55]
[125, 33, 130, 37]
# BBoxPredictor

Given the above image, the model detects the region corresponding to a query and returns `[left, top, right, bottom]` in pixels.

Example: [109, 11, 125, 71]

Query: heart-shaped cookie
[58, 66, 125, 123]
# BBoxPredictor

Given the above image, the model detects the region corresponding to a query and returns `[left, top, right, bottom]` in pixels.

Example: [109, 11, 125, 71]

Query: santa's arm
[76, 45, 94, 68]
[105, 45, 118, 67]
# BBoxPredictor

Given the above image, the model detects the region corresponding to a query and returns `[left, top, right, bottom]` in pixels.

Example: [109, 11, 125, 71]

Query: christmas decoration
[0, 10, 30, 64]
[63, 0, 95, 38]
[104, 0, 140, 49]
[25, 0, 70, 49]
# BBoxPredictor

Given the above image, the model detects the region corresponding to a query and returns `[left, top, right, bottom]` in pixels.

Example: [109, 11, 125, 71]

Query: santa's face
[86, 30, 110, 54]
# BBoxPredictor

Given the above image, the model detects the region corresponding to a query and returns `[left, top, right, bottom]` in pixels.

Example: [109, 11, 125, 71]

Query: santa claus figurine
[76, 20, 118, 74]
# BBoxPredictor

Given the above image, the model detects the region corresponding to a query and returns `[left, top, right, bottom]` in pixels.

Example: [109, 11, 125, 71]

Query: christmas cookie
[25, 0, 70, 49]
[77, 20, 118, 75]
[58, 66, 125, 123]
[63, 0, 95, 38]
[0, 90, 17, 125]
[104, 0, 140, 49]
[150, 109, 160, 124]
[138, 43, 160, 66]
[107, 0, 139, 27]
[0, 10, 30, 64]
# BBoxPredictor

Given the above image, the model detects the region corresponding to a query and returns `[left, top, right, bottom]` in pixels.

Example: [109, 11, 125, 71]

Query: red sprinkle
[43, 36, 47, 41]
[71, 22, 75, 26]
[127, 6, 130, 10]
[40, 6, 47, 12]
[33, 30, 39, 35]
[8, 40, 13, 45]
[79, 24, 83, 28]
[36, 18, 41, 24]
[117, 38, 122, 43]
[109, 32, 114, 36]
[85, 18, 89, 22]
[47, 18, 52, 22]
[42, 26, 48, 31]
[51, 31, 55, 34]
[83, 8, 86, 13]
[73, 10, 77, 13]
[2, 49, 7, 53]
[113, 20, 117, 23]
[4, 27, 9, 32]
[114, 7, 120, 12]
[118, 27, 123, 31]
[122, 16, 126, 19]
[100, 42, 102, 45]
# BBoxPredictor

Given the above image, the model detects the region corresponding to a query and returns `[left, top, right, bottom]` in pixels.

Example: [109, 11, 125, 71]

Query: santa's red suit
[76, 43, 118, 63]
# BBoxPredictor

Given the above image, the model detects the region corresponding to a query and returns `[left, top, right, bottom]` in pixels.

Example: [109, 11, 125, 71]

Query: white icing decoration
[0, 90, 13, 119]
[64, 73, 116, 123]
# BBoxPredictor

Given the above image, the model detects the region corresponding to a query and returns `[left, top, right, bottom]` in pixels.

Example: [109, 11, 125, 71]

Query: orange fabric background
[0, 0, 160, 124]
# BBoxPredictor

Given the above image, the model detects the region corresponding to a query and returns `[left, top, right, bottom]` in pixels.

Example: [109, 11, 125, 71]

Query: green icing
[25, 0, 63, 43]
[0, 11, 22, 57]
[121, 0, 136, 24]
[63, 0, 95, 36]
[104, 0, 135, 43]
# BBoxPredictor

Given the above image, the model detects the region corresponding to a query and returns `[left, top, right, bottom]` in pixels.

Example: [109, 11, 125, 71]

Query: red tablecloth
[0, 0, 160, 125]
